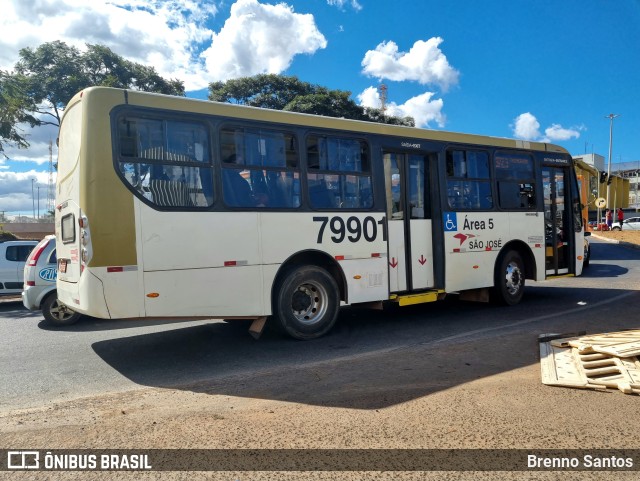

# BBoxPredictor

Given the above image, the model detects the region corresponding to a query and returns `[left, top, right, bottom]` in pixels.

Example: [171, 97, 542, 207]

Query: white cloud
[327, 0, 362, 11]
[1, 0, 328, 89]
[512, 113, 583, 143]
[544, 123, 583, 142]
[361, 38, 459, 92]
[358, 86, 381, 109]
[203, 0, 326, 81]
[358, 86, 445, 128]
[0, 171, 53, 214]
[0, 0, 218, 90]
[513, 112, 541, 140]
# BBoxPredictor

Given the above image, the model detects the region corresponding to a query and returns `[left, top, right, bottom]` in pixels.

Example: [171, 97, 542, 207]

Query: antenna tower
[378, 83, 387, 117]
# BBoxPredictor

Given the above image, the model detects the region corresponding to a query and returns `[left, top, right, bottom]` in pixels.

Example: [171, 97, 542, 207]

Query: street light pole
[31, 178, 35, 220]
[605, 113, 619, 211]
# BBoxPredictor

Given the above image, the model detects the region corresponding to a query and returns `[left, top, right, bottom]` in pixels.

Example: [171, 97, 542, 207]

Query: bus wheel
[493, 250, 525, 306]
[274, 265, 340, 340]
[42, 293, 82, 326]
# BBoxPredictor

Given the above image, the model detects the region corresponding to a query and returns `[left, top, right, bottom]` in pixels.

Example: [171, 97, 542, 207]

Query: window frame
[305, 133, 374, 211]
[445, 148, 493, 211]
[218, 124, 301, 210]
[112, 108, 215, 211]
[493, 150, 537, 211]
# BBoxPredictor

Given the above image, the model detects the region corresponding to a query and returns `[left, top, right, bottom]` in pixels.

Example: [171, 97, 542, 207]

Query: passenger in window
[222, 154, 254, 207]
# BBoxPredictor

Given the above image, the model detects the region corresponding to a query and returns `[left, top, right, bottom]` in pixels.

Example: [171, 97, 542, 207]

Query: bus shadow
[581, 263, 628, 278]
[90, 285, 639, 410]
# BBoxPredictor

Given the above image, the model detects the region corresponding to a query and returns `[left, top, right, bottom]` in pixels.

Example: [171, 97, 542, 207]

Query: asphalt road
[1, 237, 638, 414]
[1, 238, 640, 480]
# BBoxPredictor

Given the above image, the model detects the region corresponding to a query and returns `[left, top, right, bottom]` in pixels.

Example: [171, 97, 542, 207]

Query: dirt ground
[589, 229, 640, 246]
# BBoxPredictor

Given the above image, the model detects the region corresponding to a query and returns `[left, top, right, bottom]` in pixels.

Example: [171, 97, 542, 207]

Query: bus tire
[42, 293, 82, 326]
[492, 250, 525, 306]
[273, 265, 340, 340]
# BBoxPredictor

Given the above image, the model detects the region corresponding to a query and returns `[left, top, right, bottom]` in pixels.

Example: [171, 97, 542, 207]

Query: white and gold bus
[54, 87, 586, 339]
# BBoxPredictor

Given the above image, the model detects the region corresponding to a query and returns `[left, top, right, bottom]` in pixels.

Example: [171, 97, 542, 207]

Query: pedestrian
[617, 207, 624, 229]
[606, 209, 613, 230]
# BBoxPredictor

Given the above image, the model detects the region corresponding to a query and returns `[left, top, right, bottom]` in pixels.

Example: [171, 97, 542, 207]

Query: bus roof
[67, 86, 570, 155]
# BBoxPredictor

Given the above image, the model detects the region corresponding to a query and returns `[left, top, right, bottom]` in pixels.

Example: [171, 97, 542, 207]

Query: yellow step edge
[389, 290, 445, 306]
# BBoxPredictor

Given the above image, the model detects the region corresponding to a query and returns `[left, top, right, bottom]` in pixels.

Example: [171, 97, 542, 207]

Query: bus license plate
[59, 259, 67, 273]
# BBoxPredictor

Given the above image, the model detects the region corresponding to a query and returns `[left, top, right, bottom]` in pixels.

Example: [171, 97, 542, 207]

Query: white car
[0, 239, 38, 295]
[611, 216, 640, 231]
[22, 235, 81, 326]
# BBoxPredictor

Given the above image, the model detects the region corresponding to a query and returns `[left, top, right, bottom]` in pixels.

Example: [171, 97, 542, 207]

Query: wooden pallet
[539, 330, 640, 395]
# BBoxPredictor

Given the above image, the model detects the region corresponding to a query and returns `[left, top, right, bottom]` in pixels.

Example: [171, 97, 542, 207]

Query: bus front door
[383, 151, 435, 292]
[543, 166, 570, 275]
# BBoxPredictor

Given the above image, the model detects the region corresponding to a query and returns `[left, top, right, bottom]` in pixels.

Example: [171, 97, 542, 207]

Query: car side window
[6, 245, 34, 262]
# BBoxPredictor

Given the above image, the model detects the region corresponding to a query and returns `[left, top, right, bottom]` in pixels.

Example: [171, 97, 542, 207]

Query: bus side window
[308, 177, 335, 209]
[446, 149, 492, 210]
[306, 135, 372, 210]
[494, 152, 536, 210]
[220, 127, 300, 209]
[117, 116, 213, 209]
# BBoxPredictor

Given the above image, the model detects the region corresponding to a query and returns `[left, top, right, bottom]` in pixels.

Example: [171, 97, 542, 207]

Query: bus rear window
[61, 214, 75, 243]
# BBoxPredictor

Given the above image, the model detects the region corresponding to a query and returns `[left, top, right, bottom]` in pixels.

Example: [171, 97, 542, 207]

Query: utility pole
[47, 139, 55, 214]
[31, 178, 35, 220]
[605, 113, 619, 211]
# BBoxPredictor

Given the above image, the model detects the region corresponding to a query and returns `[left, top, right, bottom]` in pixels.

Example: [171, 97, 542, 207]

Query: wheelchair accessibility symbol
[443, 213, 457, 232]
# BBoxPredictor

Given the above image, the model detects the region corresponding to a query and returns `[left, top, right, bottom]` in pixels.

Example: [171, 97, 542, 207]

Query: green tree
[13, 40, 87, 129]
[0, 71, 39, 155]
[208, 74, 415, 126]
[0, 40, 185, 154]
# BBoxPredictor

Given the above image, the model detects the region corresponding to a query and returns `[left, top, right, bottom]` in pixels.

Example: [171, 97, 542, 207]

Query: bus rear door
[543, 163, 579, 276]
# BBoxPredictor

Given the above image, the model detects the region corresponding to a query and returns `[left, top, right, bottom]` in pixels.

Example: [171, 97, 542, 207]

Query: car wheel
[492, 250, 525, 306]
[611, 226, 621, 231]
[273, 265, 340, 340]
[42, 293, 82, 326]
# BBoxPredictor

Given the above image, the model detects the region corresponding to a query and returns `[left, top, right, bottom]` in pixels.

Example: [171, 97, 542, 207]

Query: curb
[589, 233, 640, 250]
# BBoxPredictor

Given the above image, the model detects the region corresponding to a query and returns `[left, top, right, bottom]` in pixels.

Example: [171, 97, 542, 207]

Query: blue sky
[1, 0, 639, 216]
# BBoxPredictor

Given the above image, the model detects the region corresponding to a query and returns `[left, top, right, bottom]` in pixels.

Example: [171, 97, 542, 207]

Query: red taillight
[27, 239, 50, 266]
[26, 281, 35, 287]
